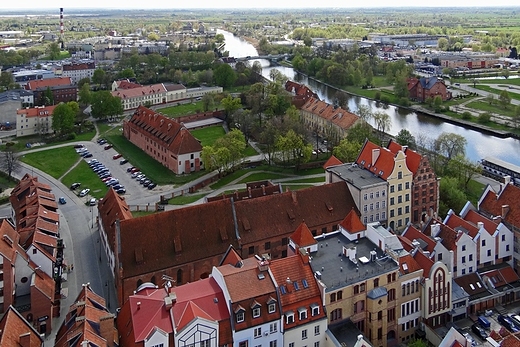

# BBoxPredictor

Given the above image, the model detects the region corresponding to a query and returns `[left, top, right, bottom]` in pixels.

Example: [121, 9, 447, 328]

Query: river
[218, 29, 520, 167]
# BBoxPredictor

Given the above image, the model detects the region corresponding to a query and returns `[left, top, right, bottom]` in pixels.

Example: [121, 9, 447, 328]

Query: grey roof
[451, 280, 469, 302]
[328, 320, 371, 347]
[326, 163, 386, 189]
[367, 286, 388, 300]
[0, 89, 32, 103]
[310, 232, 399, 293]
[419, 76, 440, 90]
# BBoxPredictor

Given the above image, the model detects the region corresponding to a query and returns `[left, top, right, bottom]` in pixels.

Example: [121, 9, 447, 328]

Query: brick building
[407, 76, 451, 102]
[0, 306, 44, 347]
[61, 61, 95, 84]
[123, 105, 203, 174]
[25, 77, 77, 106]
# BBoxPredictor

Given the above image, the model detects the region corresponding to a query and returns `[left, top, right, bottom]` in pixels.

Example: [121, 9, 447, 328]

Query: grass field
[104, 130, 207, 185]
[168, 193, 206, 205]
[237, 172, 290, 183]
[465, 100, 517, 117]
[20, 147, 80, 179]
[190, 126, 226, 146]
[61, 160, 109, 199]
[473, 85, 520, 101]
[1, 129, 96, 152]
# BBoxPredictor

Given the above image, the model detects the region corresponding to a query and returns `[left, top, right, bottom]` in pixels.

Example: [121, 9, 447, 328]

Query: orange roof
[464, 209, 498, 236]
[402, 225, 436, 252]
[0, 306, 43, 347]
[413, 250, 434, 277]
[16, 105, 57, 118]
[445, 213, 479, 238]
[501, 334, 520, 347]
[339, 209, 365, 233]
[176, 301, 214, 331]
[387, 139, 422, 175]
[323, 155, 343, 169]
[399, 254, 422, 275]
[25, 77, 72, 90]
[290, 222, 317, 248]
[219, 245, 244, 267]
[480, 184, 520, 229]
[115, 79, 142, 90]
[480, 265, 520, 288]
[112, 83, 166, 99]
[301, 97, 360, 131]
[355, 140, 395, 180]
[98, 188, 133, 253]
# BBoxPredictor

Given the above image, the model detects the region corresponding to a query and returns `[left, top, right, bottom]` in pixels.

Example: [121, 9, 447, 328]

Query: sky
[0, 1, 518, 11]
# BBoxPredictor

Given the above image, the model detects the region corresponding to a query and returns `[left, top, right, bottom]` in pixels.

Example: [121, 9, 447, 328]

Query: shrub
[380, 95, 391, 104]
[478, 112, 491, 123]
[462, 111, 472, 120]
[374, 91, 381, 100]
[399, 97, 411, 106]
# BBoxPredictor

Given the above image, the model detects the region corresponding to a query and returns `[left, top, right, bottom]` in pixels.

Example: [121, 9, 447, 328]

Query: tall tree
[214, 63, 237, 89]
[333, 139, 362, 163]
[434, 132, 467, 163]
[446, 155, 482, 189]
[92, 68, 106, 87]
[1, 148, 20, 180]
[41, 87, 54, 106]
[221, 95, 242, 117]
[47, 42, 61, 60]
[78, 83, 91, 107]
[373, 111, 392, 145]
[395, 129, 416, 149]
[90, 91, 123, 121]
[499, 90, 511, 109]
[52, 102, 77, 136]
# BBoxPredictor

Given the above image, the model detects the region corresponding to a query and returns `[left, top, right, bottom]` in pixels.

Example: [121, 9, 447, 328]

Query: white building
[16, 105, 55, 137]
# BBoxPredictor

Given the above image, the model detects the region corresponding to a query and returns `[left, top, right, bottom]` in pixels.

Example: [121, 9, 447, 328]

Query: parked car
[147, 182, 157, 190]
[97, 138, 106, 144]
[143, 179, 151, 187]
[106, 179, 119, 186]
[99, 173, 111, 179]
[70, 182, 81, 190]
[130, 167, 140, 173]
[113, 153, 122, 160]
[84, 153, 93, 158]
[76, 147, 88, 153]
[478, 315, 491, 329]
[104, 144, 113, 150]
[79, 188, 90, 197]
[136, 174, 145, 181]
[116, 188, 126, 195]
[74, 144, 84, 148]
[471, 324, 488, 340]
[127, 166, 135, 172]
[120, 159, 128, 165]
[87, 159, 98, 164]
[112, 184, 124, 190]
[510, 314, 520, 328]
[102, 177, 113, 182]
[131, 172, 141, 178]
[89, 198, 97, 206]
[58, 197, 66, 204]
[498, 315, 519, 332]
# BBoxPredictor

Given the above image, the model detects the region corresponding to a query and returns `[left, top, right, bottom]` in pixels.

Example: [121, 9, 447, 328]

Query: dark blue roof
[419, 76, 439, 90]
[367, 286, 388, 299]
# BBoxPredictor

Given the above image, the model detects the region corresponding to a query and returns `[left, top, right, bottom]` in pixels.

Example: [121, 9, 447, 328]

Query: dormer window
[298, 307, 308, 320]
[236, 311, 244, 323]
[286, 311, 295, 324]
[268, 303, 276, 313]
[311, 303, 320, 316]
[251, 300, 261, 318]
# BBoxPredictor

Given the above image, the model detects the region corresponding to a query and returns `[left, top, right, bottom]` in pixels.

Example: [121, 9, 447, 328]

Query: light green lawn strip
[20, 147, 80, 179]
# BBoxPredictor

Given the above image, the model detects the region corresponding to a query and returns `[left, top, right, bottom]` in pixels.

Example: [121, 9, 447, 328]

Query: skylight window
[280, 286, 287, 295]
[469, 284, 475, 290]
[293, 281, 300, 291]
[302, 279, 309, 289]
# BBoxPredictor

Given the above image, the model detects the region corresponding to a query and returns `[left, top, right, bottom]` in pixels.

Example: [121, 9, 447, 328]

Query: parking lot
[74, 140, 159, 200]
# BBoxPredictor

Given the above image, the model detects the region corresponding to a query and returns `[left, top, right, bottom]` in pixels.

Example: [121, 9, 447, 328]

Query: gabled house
[54, 284, 117, 347]
[116, 277, 231, 347]
[407, 76, 451, 102]
[0, 305, 44, 347]
[478, 182, 520, 272]
[269, 251, 327, 347]
[300, 97, 361, 143]
[356, 140, 413, 231]
[212, 256, 283, 347]
[123, 105, 203, 174]
[285, 80, 319, 108]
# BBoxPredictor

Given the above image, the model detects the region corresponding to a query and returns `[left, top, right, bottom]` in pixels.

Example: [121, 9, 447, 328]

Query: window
[388, 289, 396, 301]
[289, 344, 294, 347]
[315, 325, 320, 335]
[462, 245, 466, 251]
[469, 254, 473, 261]
[398, 184, 403, 191]
[253, 307, 261, 318]
[364, 193, 368, 200]
[374, 278, 379, 287]
[282, 237, 288, 245]
[502, 234, 506, 241]
[254, 327, 262, 338]
[268, 303, 276, 313]
[269, 341, 277, 347]
[390, 185, 395, 193]
[398, 171, 403, 179]
[378, 311, 383, 320]
[405, 193, 410, 201]
[337, 290, 343, 300]
[330, 308, 342, 322]
[249, 246, 255, 255]
[265, 242, 271, 250]
[382, 190, 386, 196]
[360, 283, 365, 292]
[330, 293, 336, 302]
[314, 342, 320, 347]
[286, 313, 294, 324]
[438, 253, 443, 261]
[311, 305, 320, 316]
[398, 196, 402, 204]
[462, 269, 466, 275]
[388, 307, 396, 322]
[299, 308, 308, 320]
[364, 205, 368, 212]
[405, 182, 410, 189]
[390, 197, 395, 206]
[236, 311, 244, 323]
[507, 245, 510, 251]
[302, 329, 308, 340]
[487, 249, 492, 256]
[462, 256, 466, 264]
[354, 285, 359, 294]
[390, 209, 395, 218]
[482, 240, 486, 247]
[270, 322, 277, 333]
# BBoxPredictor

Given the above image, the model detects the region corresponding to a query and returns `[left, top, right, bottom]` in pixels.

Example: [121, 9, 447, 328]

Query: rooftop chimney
[477, 221, 484, 230]
[258, 258, 270, 272]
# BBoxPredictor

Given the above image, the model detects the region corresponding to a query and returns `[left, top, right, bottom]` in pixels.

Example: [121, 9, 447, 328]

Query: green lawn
[0, 173, 17, 193]
[96, 122, 115, 137]
[282, 176, 325, 184]
[190, 126, 226, 146]
[1, 129, 96, 152]
[237, 172, 290, 183]
[474, 85, 520, 101]
[61, 160, 109, 199]
[104, 130, 207, 185]
[465, 100, 517, 117]
[168, 193, 207, 205]
[20, 147, 80, 179]
[132, 210, 156, 218]
[155, 102, 206, 117]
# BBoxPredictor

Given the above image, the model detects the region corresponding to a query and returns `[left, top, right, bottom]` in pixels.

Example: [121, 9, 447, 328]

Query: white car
[79, 188, 90, 197]
[89, 198, 97, 206]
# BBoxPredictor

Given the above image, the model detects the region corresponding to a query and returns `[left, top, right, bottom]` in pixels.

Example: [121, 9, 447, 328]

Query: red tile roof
[176, 301, 213, 331]
[480, 265, 520, 289]
[301, 97, 360, 131]
[339, 208, 365, 233]
[112, 83, 166, 99]
[480, 184, 520, 229]
[55, 284, 116, 347]
[0, 306, 43, 347]
[355, 140, 395, 180]
[119, 198, 238, 279]
[114, 79, 142, 90]
[413, 250, 434, 277]
[62, 62, 95, 71]
[454, 273, 488, 297]
[464, 209, 497, 236]
[451, 341, 464, 347]
[399, 254, 422, 275]
[98, 188, 133, 253]
[16, 105, 57, 118]
[424, 218, 459, 251]
[25, 77, 72, 90]
[402, 225, 436, 252]
[125, 105, 202, 156]
[445, 213, 479, 238]
[501, 334, 520, 347]
[290, 222, 317, 248]
[323, 155, 343, 169]
[386, 139, 422, 175]
[219, 245, 244, 267]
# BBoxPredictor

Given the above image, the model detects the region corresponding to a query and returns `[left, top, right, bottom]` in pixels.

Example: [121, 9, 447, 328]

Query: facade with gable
[123, 105, 203, 174]
[212, 256, 283, 347]
[0, 305, 44, 347]
[407, 76, 451, 102]
[300, 97, 361, 143]
[16, 105, 56, 137]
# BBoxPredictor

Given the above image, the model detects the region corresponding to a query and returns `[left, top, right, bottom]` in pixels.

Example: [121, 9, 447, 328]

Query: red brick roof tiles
[176, 301, 213, 331]
[399, 254, 422, 275]
[119, 198, 238, 279]
[112, 83, 167, 99]
[114, 79, 142, 90]
[501, 334, 520, 347]
[62, 62, 95, 71]
[340, 209, 365, 233]
[464, 209, 497, 236]
[33, 268, 56, 300]
[0, 306, 43, 347]
[401, 225, 436, 252]
[301, 97, 360, 131]
[386, 139, 422, 175]
[16, 105, 57, 118]
[480, 184, 520, 229]
[355, 140, 395, 180]
[98, 188, 133, 253]
[290, 222, 317, 248]
[25, 77, 72, 90]
[323, 155, 343, 169]
[445, 213, 479, 238]
[413, 250, 434, 277]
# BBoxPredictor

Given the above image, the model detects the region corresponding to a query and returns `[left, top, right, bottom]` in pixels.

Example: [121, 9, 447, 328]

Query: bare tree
[1, 149, 20, 180]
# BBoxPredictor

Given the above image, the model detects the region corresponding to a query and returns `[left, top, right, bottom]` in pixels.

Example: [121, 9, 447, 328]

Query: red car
[130, 167, 140, 173]
[113, 153, 122, 160]
[104, 144, 113, 150]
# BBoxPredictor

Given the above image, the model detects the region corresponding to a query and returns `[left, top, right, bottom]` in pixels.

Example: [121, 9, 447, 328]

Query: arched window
[177, 269, 183, 285]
